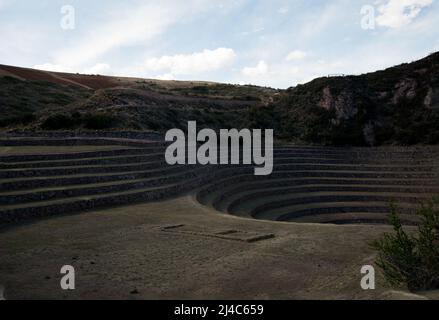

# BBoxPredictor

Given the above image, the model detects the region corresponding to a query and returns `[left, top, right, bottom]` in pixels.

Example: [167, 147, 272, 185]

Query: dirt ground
[0, 194, 431, 300]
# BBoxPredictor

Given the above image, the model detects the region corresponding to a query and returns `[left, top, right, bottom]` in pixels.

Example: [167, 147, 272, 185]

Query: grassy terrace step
[0, 165, 204, 192]
[269, 150, 439, 161]
[255, 168, 434, 179]
[0, 137, 165, 148]
[4, 162, 434, 186]
[0, 153, 166, 169]
[279, 205, 436, 223]
[0, 160, 170, 178]
[0, 167, 241, 224]
[0, 165, 253, 193]
[0, 177, 154, 194]
[230, 191, 432, 216]
[0, 168, 215, 205]
[273, 150, 439, 158]
[271, 164, 437, 173]
[197, 175, 439, 205]
[0, 146, 135, 156]
[0, 182, 199, 224]
[1, 138, 438, 226]
[3, 154, 436, 170]
[219, 184, 439, 213]
[2, 146, 438, 163]
[1, 151, 437, 176]
[273, 157, 437, 165]
[2, 163, 436, 193]
[272, 163, 438, 172]
[0, 149, 342, 164]
[272, 147, 439, 157]
[253, 201, 426, 221]
[196, 168, 437, 188]
[278, 145, 439, 152]
[0, 180, 190, 210]
[1, 161, 437, 179]
[0, 147, 166, 162]
[0, 181, 184, 225]
[290, 213, 420, 226]
[238, 190, 434, 216]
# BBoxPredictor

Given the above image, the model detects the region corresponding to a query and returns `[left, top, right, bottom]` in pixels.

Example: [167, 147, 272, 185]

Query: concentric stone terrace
[1, 136, 438, 226]
[0, 137, 212, 224]
[197, 146, 439, 225]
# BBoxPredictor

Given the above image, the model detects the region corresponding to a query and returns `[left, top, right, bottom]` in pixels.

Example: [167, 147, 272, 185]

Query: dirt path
[0, 195, 421, 300]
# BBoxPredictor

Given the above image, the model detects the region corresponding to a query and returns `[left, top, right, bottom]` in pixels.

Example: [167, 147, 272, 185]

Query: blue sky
[0, 0, 438, 88]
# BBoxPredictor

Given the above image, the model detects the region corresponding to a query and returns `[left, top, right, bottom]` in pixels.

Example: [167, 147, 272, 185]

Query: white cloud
[82, 63, 112, 75]
[289, 66, 300, 75]
[278, 7, 289, 14]
[286, 50, 308, 61]
[45, 0, 224, 71]
[156, 73, 176, 80]
[0, 0, 13, 10]
[33, 62, 112, 75]
[295, 3, 341, 43]
[241, 60, 269, 77]
[52, 2, 182, 68]
[2, 0, 436, 89]
[144, 48, 236, 76]
[239, 27, 265, 37]
[33, 63, 72, 73]
[0, 24, 45, 66]
[376, 0, 433, 28]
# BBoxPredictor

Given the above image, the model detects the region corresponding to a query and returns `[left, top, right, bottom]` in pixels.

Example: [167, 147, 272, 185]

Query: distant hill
[0, 64, 277, 132]
[1, 52, 438, 146]
[259, 52, 439, 146]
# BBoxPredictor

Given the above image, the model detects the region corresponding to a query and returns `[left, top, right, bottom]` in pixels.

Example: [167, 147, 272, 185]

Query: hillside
[0, 64, 276, 132]
[263, 52, 439, 146]
[1, 52, 439, 146]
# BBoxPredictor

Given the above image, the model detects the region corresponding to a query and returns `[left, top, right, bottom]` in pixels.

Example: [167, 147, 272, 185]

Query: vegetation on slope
[260, 52, 439, 146]
[0, 76, 91, 124]
[372, 200, 439, 292]
[1, 52, 438, 146]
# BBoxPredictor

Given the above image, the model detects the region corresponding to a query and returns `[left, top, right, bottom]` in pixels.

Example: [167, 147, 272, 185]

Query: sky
[0, 0, 438, 88]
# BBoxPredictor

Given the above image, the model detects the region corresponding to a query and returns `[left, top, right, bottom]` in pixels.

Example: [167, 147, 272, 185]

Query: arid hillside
[0, 64, 276, 132]
[266, 52, 439, 146]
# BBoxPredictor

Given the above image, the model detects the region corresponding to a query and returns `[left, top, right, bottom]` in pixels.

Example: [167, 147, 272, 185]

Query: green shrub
[192, 86, 210, 94]
[0, 113, 36, 127]
[83, 113, 115, 130]
[41, 112, 116, 130]
[41, 114, 78, 130]
[247, 105, 278, 129]
[146, 119, 162, 131]
[371, 200, 439, 291]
